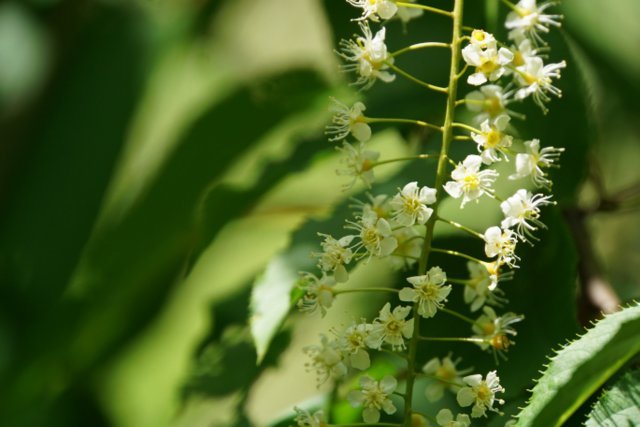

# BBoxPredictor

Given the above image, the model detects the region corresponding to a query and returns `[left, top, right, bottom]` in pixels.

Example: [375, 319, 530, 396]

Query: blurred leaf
[585, 368, 640, 427]
[0, 3, 150, 424]
[66, 69, 330, 368]
[515, 303, 640, 427]
[250, 246, 315, 364]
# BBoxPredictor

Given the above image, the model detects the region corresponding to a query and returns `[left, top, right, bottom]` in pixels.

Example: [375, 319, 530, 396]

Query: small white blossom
[483, 226, 519, 268]
[510, 37, 541, 69]
[367, 303, 414, 350]
[464, 261, 509, 312]
[336, 142, 379, 189]
[505, 0, 562, 44]
[337, 321, 374, 370]
[396, 0, 423, 24]
[469, 29, 496, 49]
[456, 371, 505, 418]
[462, 43, 514, 86]
[338, 22, 395, 89]
[471, 115, 513, 164]
[465, 84, 514, 123]
[444, 155, 499, 208]
[390, 226, 422, 268]
[400, 267, 452, 318]
[297, 272, 337, 316]
[354, 193, 393, 220]
[346, 206, 398, 259]
[472, 306, 524, 355]
[501, 189, 554, 241]
[326, 98, 371, 142]
[422, 355, 471, 401]
[347, 375, 398, 423]
[437, 409, 471, 427]
[314, 234, 354, 282]
[390, 181, 437, 226]
[293, 407, 327, 427]
[304, 335, 347, 384]
[509, 139, 564, 189]
[347, 0, 398, 22]
[514, 57, 566, 112]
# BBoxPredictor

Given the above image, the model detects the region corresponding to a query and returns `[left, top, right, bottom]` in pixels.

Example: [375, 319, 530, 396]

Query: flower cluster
[290, 1, 566, 425]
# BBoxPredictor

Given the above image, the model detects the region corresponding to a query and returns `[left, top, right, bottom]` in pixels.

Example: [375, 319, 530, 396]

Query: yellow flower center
[463, 174, 480, 191]
[472, 29, 486, 42]
[475, 383, 492, 403]
[512, 51, 525, 67]
[478, 58, 499, 75]
[485, 130, 502, 148]
[484, 96, 503, 117]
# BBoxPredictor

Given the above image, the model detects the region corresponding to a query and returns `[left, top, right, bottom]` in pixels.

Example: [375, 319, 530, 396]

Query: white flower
[337, 321, 374, 370]
[471, 115, 513, 164]
[456, 371, 505, 418]
[293, 407, 326, 427]
[472, 306, 524, 354]
[422, 355, 471, 401]
[501, 189, 554, 241]
[389, 226, 422, 268]
[390, 181, 437, 226]
[483, 226, 519, 268]
[367, 303, 414, 350]
[304, 334, 347, 384]
[469, 29, 496, 49]
[347, 375, 397, 423]
[505, 0, 562, 44]
[338, 22, 395, 89]
[346, 206, 398, 259]
[436, 409, 471, 427]
[462, 43, 514, 86]
[297, 272, 337, 316]
[509, 139, 564, 189]
[336, 142, 379, 189]
[400, 267, 452, 318]
[347, 0, 398, 22]
[464, 261, 509, 312]
[396, 0, 423, 24]
[444, 155, 499, 208]
[510, 37, 540, 69]
[325, 98, 371, 142]
[465, 84, 514, 123]
[514, 57, 566, 112]
[314, 234, 354, 283]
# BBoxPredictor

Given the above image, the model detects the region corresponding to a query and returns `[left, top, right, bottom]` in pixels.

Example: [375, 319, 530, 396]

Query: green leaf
[250, 246, 315, 364]
[585, 369, 640, 427]
[515, 303, 640, 427]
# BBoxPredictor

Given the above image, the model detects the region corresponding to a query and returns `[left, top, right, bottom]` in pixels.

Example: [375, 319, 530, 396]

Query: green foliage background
[0, 0, 639, 426]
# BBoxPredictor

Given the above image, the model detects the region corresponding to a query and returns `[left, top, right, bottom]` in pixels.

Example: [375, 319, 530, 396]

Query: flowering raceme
[290, 0, 566, 425]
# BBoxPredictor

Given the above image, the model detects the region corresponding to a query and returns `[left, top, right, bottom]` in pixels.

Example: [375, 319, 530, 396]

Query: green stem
[334, 287, 399, 295]
[395, 2, 452, 18]
[391, 42, 450, 58]
[452, 122, 481, 133]
[404, 2, 464, 426]
[373, 154, 437, 167]
[336, 424, 401, 427]
[448, 277, 474, 285]
[500, 0, 520, 14]
[384, 62, 448, 94]
[417, 335, 484, 344]
[441, 307, 477, 325]
[431, 247, 485, 264]
[365, 117, 443, 132]
[417, 372, 465, 388]
[437, 217, 485, 239]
